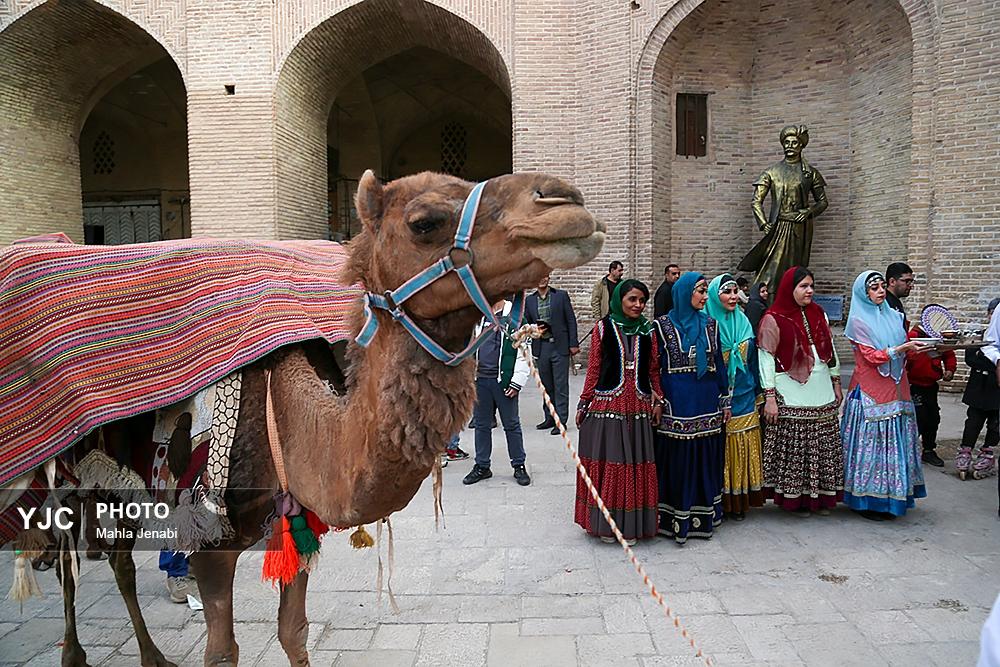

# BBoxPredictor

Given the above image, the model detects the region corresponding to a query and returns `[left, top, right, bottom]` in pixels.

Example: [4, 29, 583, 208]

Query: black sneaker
[463, 465, 492, 485]
[922, 450, 944, 467]
[536, 421, 555, 430]
[549, 427, 561, 435]
[513, 465, 531, 486]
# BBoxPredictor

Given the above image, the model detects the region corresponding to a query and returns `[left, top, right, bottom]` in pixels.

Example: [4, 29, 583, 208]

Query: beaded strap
[800, 309, 815, 346]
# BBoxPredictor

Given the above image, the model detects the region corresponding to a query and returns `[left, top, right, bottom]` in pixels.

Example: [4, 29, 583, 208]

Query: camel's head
[347, 170, 605, 321]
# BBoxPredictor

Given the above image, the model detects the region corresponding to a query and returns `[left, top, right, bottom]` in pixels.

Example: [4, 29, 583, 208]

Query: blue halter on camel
[354, 180, 525, 365]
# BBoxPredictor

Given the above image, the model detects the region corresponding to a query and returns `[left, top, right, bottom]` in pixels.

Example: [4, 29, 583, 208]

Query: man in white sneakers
[464, 299, 531, 487]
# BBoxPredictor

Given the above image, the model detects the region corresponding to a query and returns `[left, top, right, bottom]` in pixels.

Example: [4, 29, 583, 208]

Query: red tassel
[304, 510, 329, 538]
[262, 516, 300, 586]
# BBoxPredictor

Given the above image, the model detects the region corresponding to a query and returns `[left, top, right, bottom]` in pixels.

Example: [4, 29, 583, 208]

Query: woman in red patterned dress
[574, 280, 663, 545]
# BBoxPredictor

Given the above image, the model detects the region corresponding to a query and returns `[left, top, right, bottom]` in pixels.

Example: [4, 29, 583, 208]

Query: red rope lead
[510, 324, 713, 666]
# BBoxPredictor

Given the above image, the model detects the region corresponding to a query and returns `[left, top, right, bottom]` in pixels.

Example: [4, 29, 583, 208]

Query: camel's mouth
[528, 230, 606, 269]
[520, 208, 607, 269]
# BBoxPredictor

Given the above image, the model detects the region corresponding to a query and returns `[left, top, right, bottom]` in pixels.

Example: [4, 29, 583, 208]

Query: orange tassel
[263, 519, 282, 552]
[262, 516, 301, 586]
[304, 510, 329, 538]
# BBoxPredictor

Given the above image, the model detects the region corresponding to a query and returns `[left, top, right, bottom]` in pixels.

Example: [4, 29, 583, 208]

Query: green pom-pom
[290, 514, 320, 556]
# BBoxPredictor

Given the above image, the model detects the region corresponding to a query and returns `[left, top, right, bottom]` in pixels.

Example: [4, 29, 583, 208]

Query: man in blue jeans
[463, 300, 531, 487]
[159, 550, 199, 603]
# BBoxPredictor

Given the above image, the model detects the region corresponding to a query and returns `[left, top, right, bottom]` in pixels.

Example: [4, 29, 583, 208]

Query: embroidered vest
[596, 317, 652, 395]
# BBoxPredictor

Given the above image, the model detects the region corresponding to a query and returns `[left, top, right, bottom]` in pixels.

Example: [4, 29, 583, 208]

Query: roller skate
[956, 446, 973, 480]
[972, 446, 996, 480]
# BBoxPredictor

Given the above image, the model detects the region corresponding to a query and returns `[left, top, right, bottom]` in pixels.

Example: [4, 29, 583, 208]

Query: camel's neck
[276, 307, 480, 527]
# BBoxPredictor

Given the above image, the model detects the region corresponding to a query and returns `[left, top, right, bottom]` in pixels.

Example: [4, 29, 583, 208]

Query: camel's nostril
[534, 190, 584, 207]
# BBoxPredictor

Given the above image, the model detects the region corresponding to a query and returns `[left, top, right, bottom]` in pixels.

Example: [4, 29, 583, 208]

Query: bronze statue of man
[738, 125, 828, 295]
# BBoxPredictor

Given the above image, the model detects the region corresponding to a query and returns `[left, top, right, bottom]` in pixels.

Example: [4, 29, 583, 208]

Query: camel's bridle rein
[354, 180, 525, 366]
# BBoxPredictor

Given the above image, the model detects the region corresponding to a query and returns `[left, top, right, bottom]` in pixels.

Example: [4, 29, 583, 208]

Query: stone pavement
[1, 374, 997, 666]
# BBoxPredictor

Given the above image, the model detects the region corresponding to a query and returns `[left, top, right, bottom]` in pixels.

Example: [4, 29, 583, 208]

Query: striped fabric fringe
[0, 236, 363, 487]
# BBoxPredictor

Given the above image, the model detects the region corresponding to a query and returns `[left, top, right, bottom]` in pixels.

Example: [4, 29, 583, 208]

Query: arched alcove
[0, 0, 188, 244]
[274, 0, 511, 240]
[636, 0, 920, 302]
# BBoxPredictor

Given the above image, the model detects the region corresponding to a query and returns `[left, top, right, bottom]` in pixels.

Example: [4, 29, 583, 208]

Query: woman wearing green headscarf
[705, 274, 764, 520]
[575, 280, 663, 546]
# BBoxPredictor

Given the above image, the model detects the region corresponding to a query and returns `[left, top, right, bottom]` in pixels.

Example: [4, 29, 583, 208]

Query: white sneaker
[166, 575, 198, 604]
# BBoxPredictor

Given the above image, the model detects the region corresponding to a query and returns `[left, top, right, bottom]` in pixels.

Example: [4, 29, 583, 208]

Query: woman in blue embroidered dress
[575, 280, 663, 545]
[653, 272, 730, 544]
[705, 274, 764, 520]
[841, 270, 930, 520]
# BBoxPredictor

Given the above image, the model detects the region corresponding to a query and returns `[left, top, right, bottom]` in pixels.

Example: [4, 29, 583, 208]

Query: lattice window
[440, 122, 468, 177]
[92, 131, 116, 175]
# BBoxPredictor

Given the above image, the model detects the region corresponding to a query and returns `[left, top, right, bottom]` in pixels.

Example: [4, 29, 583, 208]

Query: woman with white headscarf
[841, 270, 931, 520]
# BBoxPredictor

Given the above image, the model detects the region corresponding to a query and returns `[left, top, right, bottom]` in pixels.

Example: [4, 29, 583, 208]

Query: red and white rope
[510, 324, 713, 666]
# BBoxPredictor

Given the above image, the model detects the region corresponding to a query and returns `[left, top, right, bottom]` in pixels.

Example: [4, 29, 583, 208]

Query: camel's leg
[56, 497, 90, 667]
[108, 522, 176, 667]
[190, 550, 240, 666]
[83, 496, 109, 560]
[277, 571, 311, 666]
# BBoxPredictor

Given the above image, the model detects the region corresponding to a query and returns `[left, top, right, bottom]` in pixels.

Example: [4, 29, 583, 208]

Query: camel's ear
[355, 169, 383, 230]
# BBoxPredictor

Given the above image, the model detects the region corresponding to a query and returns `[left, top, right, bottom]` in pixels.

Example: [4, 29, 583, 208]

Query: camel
[34, 169, 604, 666]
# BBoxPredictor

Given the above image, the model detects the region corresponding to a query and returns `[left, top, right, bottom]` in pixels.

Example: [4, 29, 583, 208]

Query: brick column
[186, 0, 278, 239]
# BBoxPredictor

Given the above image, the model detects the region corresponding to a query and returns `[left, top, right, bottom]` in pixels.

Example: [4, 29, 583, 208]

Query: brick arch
[273, 0, 512, 239]
[631, 0, 937, 293]
[1, 0, 187, 80]
[0, 0, 187, 244]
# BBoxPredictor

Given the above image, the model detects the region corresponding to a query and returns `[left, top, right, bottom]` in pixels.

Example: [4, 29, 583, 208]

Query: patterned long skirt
[762, 401, 844, 511]
[722, 411, 765, 513]
[654, 432, 725, 544]
[841, 389, 926, 516]
[575, 415, 659, 540]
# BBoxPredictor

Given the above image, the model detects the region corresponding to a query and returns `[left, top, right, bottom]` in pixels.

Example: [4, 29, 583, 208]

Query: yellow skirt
[722, 410, 765, 512]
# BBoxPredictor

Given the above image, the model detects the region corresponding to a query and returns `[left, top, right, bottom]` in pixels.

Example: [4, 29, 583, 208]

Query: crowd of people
[446, 258, 1000, 548]
[578, 261, 1000, 545]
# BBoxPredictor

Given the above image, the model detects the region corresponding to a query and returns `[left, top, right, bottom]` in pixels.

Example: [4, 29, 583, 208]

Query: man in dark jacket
[906, 313, 957, 467]
[957, 298, 1000, 480]
[464, 300, 531, 486]
[526, 275, 579, 434]
[885, 261, 914, 323]
[653, 264, 681, 318]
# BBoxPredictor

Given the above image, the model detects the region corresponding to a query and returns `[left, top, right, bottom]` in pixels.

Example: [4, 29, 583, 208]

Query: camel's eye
[408, 214, 446, 236]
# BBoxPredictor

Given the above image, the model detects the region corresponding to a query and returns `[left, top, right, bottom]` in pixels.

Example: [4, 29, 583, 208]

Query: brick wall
[1, 0, 997, 358]
[927, 0, 1000, 330]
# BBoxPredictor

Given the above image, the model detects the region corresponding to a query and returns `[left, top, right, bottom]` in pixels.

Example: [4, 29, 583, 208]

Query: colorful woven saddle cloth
[0, 235, 363, 487]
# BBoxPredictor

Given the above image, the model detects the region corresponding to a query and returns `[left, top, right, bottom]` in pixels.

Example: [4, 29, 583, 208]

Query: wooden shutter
[675, 93, 707, 157]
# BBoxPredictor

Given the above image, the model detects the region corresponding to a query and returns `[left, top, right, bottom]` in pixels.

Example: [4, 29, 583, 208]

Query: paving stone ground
[1, 372, 997, 666]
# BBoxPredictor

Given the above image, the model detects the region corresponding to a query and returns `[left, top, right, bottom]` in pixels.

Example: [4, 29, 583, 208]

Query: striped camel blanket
[0, 235, 363, 487]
